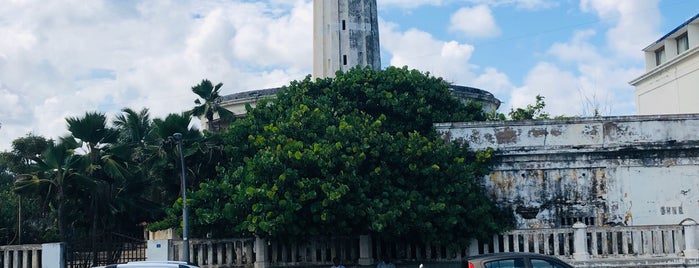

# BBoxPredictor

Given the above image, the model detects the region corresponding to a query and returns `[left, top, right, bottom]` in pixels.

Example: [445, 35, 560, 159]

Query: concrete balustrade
[2, 220, 697, 268]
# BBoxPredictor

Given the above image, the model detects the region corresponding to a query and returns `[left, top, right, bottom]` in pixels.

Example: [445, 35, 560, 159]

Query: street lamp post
[173, 133, 190, 263]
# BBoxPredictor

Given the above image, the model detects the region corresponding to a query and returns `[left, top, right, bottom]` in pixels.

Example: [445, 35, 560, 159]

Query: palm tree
[66, 112, 137, 265]
[113, 108, 154, 145]
[14, 137, 87, 242]
[191, 79, 235, 131]
[148, 112, 202, 204]
[145, 112, 232, 237]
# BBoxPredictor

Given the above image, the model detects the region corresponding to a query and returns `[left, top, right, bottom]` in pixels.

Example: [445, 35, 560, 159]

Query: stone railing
[171, 238, 254, 267]
[3, 220, 697, 268]
[584, 223, 685, 258]
[0, 244, 42, 268]
[469, 226, 576, 257]
[147, 220, 698, 268]
[470, 223, 690, 259]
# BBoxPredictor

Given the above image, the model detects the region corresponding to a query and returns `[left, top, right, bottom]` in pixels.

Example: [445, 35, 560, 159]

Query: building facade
[630, 14, 699, 115]
[313, 0, 381, 79]
[436, 114, 699, 229]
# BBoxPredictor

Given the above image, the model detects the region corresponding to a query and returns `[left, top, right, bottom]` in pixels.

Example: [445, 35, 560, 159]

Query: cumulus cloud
[0, 0, 313, 151]
[473, 67, 513, 96]
[509, 62, 581, 116]
[449, 5, 501, 38]
[511, 27, 643, 117]
[0, 0, 676, 151]
[547, 30, 601, 63]
[380, 21, 477, 85]
[580, 0, 661, 59]
[380, 18, 514, 108]
[500, 0, 665, 117]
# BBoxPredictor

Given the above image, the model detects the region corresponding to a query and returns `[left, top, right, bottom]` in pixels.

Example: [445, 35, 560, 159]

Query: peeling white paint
[436, 114, 699, 228]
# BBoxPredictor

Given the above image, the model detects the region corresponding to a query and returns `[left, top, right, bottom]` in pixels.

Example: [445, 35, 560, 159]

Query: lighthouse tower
[313, 0, 381, 79]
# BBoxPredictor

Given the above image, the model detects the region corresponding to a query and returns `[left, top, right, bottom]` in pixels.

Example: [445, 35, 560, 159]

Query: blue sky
[0, 0, 698, 151]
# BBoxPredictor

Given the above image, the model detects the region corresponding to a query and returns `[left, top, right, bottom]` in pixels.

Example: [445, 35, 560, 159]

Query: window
[342, 20, 346, 30]
[343, 55, 347, 65]
[677, 33, 689, 54]
[655, 46, 666, 66]
[484, 259, 525, 268]
[531, 259, 567, 268]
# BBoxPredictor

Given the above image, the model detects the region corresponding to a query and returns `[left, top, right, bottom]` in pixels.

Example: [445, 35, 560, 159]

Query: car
[94, 261, 200, 268]
[467, 252, 573, 268]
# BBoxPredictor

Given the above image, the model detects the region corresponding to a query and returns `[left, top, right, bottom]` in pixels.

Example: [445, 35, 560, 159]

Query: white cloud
[0, 0, 677, 151]
[509, 62, 581, 116]
[380, 21, 477, 85]
[547, 30, 601, 63]
[580, 0, 661, 59]
[230, 1, 313, 70]
[473, 67, 513, 96]
[499, 0, 665, 118]
[0, 85, 24, 126]
[510, 27, 643, 117]
[0, 0, 313, 151]
[449, 5, 501, 38]
[380, 18, 514, 109]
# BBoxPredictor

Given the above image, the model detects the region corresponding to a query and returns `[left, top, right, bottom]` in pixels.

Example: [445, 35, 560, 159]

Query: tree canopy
[164, 66, 513, 246]
[5, 67, 517, 250]
[7, 110, 214, 248]
[191, 79, 236, 131]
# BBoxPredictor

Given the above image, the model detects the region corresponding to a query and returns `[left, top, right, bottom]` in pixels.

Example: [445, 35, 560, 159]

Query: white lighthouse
[313, 0, 381, 79]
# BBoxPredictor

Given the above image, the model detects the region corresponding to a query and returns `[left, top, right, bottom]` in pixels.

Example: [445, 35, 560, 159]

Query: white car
[95, 261, 199, 268]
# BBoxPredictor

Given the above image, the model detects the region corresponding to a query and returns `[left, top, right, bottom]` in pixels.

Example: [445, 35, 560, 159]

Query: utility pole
[173, 133, 190, 263]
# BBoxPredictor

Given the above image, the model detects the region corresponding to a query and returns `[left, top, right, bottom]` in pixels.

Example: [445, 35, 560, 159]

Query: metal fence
[66, 233, 147, 268]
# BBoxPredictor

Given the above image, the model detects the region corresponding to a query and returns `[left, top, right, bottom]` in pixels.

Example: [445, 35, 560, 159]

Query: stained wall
[436, 114, 699, 228]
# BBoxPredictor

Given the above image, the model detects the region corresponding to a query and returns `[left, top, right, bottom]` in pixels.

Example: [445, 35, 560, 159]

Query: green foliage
[11, 109, 211, 245]
[191, 79, 236, 131]
[6, 134, 53, 174]
[2, 135, 59, 244]
[0, 158, 19, 244]
[174, 66, 513, 246]
[508, 95, 549, 120]
[486, 95, 551, 121]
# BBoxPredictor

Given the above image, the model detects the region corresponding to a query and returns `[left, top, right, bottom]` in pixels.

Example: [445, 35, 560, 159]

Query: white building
[630, 14, 699, 115]
[313, 0, 381, 79]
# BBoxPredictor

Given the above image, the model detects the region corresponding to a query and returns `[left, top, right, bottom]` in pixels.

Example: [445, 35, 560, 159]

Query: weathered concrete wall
[435, 114, 699, 229]
[313, 0, 380, 79]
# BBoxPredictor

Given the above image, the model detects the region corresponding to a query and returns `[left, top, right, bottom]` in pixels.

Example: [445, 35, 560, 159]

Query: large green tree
[164, 66, 512, 246]
[14, 137, 87, 242]
[0, 134, 56, 244]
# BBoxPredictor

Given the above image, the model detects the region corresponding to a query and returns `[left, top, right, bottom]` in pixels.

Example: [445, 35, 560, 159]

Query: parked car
[467, 253, 573, 268]
[94, 261, 199, 268]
